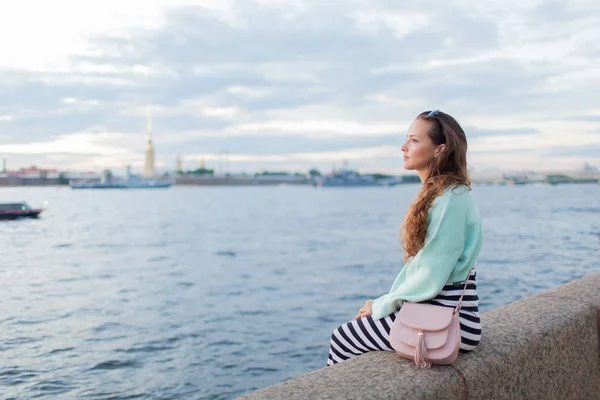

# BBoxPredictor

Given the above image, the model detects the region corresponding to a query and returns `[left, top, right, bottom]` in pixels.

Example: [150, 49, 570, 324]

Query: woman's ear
[435, 144, 446, 158]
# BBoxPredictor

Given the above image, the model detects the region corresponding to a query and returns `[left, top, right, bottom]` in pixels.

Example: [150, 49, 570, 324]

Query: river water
[1, 184, 599, 399]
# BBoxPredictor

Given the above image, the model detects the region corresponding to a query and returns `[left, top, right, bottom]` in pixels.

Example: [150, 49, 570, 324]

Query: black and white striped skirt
[327, 270, 481, 366]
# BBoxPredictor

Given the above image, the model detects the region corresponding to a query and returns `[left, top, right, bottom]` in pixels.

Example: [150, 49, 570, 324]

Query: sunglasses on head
[424, 110, 448, 142]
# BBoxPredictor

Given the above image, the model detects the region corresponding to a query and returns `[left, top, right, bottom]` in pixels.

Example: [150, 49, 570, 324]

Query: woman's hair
[401, 110, 471, 263]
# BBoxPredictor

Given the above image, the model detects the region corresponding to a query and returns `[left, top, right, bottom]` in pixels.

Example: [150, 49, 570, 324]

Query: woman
[327, 110, 483, 366]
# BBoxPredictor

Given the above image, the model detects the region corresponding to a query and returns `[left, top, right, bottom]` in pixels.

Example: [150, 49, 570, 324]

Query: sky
[1, 0, 599, 175]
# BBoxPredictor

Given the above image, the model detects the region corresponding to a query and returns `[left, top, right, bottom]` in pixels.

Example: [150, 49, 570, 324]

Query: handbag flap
[391, 313, 461, 358]
[393, 322, 449, 349]
[397, 302, 454, 331]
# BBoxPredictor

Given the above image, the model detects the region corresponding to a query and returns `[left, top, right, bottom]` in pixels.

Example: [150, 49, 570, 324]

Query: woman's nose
[401, 142, 408, 152]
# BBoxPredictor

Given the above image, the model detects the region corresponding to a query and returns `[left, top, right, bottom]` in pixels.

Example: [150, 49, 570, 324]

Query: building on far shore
[0, 166, 102, 187]
[0, 166, 61, 186]
[176, 156, 183, 173]
[143, 111, 156, 178]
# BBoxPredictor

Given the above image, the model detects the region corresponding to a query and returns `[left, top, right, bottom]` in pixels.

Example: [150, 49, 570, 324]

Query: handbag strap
[453, 267, 474, 314]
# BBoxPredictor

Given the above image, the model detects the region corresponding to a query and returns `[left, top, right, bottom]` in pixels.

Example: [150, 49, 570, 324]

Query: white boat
[70, 167, 174, 189]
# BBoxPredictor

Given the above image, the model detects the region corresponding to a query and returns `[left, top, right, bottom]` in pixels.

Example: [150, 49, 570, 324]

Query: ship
[70, 167, 174, 189]
[313, 164, 402, 187]
[0, 202, 43, 219]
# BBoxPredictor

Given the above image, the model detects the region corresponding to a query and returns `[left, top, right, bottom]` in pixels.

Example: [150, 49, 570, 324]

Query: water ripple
[0, 367, 39, 386]
[89, 360, 140, 371]
[244, 367, 278, 376]
[210, 340, 241, 346]
[53, 243, 73, 248]
[115, 345, 174, 354]
[26, 379, 74, 395]
[43, 347, 76, 356]
[91, 322, 125, 333]
[215, 251, 237, 257]
[5, 336, 49, 345]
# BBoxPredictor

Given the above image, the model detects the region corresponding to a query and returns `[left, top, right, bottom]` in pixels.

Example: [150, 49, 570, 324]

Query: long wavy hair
[401, 111, 471, 263]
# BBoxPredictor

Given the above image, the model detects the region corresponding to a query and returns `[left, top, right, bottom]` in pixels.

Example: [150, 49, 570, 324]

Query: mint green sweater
[371, 185, 483, 320]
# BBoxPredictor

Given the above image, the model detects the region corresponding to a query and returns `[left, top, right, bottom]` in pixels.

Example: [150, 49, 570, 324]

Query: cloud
[1, 0, 600, 173]
[566, 115, 600, 122]
[186, 144, 396, 163]
[467, 128, 539, 138]
[159, 132, 401, 154]
[542, 145, 600, 158]
[0, 131, 135, 156]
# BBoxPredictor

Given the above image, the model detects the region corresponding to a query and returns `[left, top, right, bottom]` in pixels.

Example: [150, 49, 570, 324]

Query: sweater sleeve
[371, 191, 468, 320]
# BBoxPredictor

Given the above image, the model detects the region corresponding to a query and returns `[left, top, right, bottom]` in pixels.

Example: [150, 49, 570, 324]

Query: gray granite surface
[238, 273, 600, 400]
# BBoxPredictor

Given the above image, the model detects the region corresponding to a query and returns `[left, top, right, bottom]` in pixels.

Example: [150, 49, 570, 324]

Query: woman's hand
[353, 299, 374, 320]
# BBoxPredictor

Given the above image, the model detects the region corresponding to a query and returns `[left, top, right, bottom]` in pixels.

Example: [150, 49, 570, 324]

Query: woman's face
[401, 118, 439, 171]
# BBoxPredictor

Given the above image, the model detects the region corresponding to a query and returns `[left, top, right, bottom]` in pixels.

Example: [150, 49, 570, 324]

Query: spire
[147, 108, 153, 143]
[144, 107, 156, 178]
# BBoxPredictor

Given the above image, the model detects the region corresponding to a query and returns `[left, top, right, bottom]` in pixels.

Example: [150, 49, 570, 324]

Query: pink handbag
[388, 270, 472, 368]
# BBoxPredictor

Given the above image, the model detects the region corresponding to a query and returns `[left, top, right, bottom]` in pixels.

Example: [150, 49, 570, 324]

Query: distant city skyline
[1, 155, 598, 179]
[1, 1, 599, 174]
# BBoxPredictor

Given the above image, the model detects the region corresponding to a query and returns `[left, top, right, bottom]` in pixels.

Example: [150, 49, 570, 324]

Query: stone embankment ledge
[238, 273, 600, 400]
